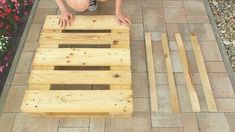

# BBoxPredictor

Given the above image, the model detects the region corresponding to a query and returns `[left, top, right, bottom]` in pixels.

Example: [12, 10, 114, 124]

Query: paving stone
[163, 1, 183, 7]
[16, 52, 34, 73]
[26, 24, 42, 42]
[23, 42, 39, 52]
[90, 118, 105, 132]
[195, 85, 209, 112]
[200, 44, 223, 61]
[142, 1, 163, 7]
[215, 98, 235, 112]
[11, 74, 29, 86]
[225, 113, 235, 132]
[12, 113, 59, 132]
[205, 62, 227, 72]
[197, 113, 230, 132]
[133, 97, 150, 112]
[151, 112, 182, 127]
[177, 85, 193, 112]
[101, 0, 141, 8]
[182, 113, 199, 132]
[152, 128, 183, 132]
[58, 128, 89, 132]
[131, 41, 146, 62]
[105, 112, 151, 132]
[184, 1, 207, 16]
[59, 117, 89, 127]
[164, 8, 187, 23]
[130, 24, 144, 40]
[166, 24, 179, 41]
[33, 8, 58, 24]
[3, 86, 26, 112]
[99, 7, 142, 23]
[38, 0, 58, 9]
[178, 24, 216, 41]
[208, 73, 235, 98]
[157, 85, 172, 113]
[132, 73, 149, 97]
[151, 32, 162, 41]
[0, 113, 16, 132]
[143, 8, 166, 32]
[187, 16, 210, 23]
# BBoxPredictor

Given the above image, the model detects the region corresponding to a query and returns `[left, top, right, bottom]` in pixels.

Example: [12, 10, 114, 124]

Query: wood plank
[33, 48, 130, 67]
[39, 32, 129, 47]
[43, 15, 129, 31]
[21, 90, 133, 115]
[190, 33, 217, 112]
[175, 33, 200, 112]
[161, 33, 180, 112]
[144, 32, 158, 112]
[29, 70, 131, 85]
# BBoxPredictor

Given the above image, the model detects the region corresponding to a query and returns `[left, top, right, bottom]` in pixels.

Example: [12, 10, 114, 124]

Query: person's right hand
[58, 10, 74, 28]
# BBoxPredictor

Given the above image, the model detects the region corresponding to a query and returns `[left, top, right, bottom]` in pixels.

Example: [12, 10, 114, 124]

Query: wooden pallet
[21, 15, 133, 117]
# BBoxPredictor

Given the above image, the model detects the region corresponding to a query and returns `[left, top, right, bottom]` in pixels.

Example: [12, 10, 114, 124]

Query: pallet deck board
[21, 90, 133, 114]
[43, 15, 129, 31]
[175, 33, 200, 112]
[190, 33, 217, 112]
[39, 32, 129, 45]
[29, 70, 131, 85]
[161, 33, 180, 112]
[33, 48, 130, 67]
[144, 32, 158, 112]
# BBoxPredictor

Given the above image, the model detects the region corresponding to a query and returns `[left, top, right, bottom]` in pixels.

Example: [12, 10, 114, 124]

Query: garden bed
[0, 0, 34, 95]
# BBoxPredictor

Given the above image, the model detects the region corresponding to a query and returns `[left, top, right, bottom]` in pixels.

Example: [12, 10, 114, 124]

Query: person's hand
[58, 10, 74, 28]
[115, 12, 131, 27]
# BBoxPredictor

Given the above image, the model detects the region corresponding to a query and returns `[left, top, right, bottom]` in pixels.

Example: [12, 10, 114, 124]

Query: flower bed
[208, 0, 235, 71]
[0, 0, 34, 92]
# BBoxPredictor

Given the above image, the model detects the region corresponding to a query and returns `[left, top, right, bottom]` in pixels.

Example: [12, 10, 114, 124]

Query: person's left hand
[115, 12, 131, 27]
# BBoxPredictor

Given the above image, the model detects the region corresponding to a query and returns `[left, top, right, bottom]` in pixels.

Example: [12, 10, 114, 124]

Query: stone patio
[0, 0, 235, 132]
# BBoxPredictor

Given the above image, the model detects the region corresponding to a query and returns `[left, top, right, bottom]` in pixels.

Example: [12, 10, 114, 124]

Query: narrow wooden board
[21, 90, 133, 114]
[29, 70, 131, 85]
[190, 33, 217, 112]
[43, 15, 129, 31]
[144, 32, 158, 112]
[175, 33, 200, 112]
[39, 32, 129, 46]
[161, 33, 180, 112]
[33, 48, 130, 67]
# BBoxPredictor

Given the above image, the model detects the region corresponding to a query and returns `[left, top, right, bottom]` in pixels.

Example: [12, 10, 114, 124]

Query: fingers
[69, 13, 75, 21]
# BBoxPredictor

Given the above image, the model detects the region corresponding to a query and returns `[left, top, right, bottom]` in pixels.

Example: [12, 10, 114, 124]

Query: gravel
[208, 0, 235, 71]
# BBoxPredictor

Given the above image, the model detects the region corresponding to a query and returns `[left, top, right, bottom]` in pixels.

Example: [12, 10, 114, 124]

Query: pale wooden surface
[190, 33, 217, 112]
[175, 33, 200, 112]
[21, 90, 133, 114]
[161, 33, 180, 112]
[145, 32, 158, 112]
[33, 48, 130, 66]
[43, 15, 129, 30]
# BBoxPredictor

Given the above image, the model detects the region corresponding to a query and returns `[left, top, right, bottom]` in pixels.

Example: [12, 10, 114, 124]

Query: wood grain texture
[145, 32, 158, 112]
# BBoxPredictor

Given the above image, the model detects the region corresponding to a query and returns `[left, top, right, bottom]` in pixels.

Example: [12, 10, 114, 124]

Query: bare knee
[66, 0, 89, 12]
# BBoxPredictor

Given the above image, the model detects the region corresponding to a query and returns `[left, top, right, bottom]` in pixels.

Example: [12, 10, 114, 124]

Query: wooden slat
[43, 15, 129, 31]
[161, 33, 180, 112]
[190, 33, 217, 112]
[144, 32, 158, 112]
[175, 33, 200, 112]
[21, 90, 133, 114]
[33, 48, 130, 67]
[39, 32, 129, 45]
[29, 70, 131, 85]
